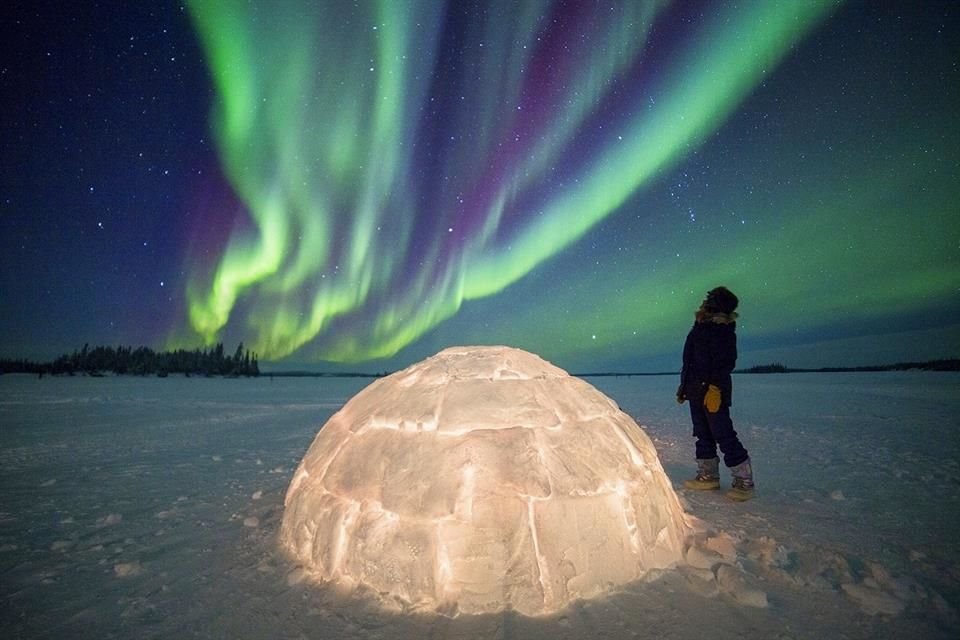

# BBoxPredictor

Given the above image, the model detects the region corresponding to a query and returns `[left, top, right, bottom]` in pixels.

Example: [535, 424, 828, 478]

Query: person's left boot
[727, 458, 754, 501]
[684, 457, 721, 490]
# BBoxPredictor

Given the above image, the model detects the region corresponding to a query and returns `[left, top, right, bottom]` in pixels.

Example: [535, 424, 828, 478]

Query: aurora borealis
[3, 1, 959, 371]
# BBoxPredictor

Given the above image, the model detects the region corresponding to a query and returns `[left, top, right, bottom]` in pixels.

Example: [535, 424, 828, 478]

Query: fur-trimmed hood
[695, 309, 738, 325]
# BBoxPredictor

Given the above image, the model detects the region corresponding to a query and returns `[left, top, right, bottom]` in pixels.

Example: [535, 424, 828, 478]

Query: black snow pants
[687, 384, 749, 468]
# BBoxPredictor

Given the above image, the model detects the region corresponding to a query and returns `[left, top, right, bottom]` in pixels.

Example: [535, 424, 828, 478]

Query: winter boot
[683, 457, 721, 490]
[727, 458, 754, 501]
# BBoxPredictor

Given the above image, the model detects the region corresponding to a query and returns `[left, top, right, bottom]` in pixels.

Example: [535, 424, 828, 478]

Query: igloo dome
[280, 346, 691, 616]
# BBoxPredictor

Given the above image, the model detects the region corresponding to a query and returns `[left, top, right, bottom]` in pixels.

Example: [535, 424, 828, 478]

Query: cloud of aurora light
[182, 0, 837, 362]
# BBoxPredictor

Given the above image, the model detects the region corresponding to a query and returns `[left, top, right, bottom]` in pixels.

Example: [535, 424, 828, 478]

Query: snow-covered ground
[1, 372, 957, 639]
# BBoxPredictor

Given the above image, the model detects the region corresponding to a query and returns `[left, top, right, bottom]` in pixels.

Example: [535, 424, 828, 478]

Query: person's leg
[689, 400, 718, 460]
[706, 408, 754, 499]
[684, 398, 722, 489]
[727, 458, 754, 500]
[706, 407, 748, 468]
[685, 399, 721, 489]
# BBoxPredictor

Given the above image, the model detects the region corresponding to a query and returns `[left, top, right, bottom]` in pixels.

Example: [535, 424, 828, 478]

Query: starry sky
[2, 1, 959, 373]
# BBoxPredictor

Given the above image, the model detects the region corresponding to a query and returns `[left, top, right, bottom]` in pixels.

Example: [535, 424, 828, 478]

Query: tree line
[738, 359, 960, 373]
[0, 343, 260, 377]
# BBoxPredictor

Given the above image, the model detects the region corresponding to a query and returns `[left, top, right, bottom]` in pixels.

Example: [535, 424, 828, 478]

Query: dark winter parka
[680, 313, 737, 407]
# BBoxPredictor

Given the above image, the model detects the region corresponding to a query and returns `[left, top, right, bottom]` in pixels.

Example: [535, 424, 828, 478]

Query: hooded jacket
[680, 311, 737, 407]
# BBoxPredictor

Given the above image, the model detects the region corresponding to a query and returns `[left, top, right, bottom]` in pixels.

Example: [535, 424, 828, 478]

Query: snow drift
[279, 346, 691, 615]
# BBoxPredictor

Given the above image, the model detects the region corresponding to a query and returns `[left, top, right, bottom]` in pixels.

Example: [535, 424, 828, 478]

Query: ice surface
[1, 369, 958, 638]
[279, 346, 691, 615]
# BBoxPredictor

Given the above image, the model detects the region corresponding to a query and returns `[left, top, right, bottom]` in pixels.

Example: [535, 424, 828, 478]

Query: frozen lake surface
[1, 372, 958, 639]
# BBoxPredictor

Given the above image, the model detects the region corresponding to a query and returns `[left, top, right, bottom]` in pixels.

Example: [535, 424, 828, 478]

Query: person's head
[701, 286, 739, 315]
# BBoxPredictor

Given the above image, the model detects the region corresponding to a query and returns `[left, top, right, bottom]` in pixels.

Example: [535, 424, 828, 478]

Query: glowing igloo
[280, 346, 691, 616]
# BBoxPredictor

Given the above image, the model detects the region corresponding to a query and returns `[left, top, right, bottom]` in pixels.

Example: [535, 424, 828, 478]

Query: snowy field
[1, 372, 958, 639]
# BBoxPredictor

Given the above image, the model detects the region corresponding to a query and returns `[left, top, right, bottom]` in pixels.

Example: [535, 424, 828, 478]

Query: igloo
[280, 346, 691, 616]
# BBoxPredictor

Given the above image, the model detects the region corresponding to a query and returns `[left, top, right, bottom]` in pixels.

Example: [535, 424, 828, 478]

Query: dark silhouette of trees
[0, 343, 260, 377]
[736, 359, 960, 374]
[738, 362, 790, 374]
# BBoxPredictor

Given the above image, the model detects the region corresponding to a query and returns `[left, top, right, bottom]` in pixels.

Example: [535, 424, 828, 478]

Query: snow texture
[280, 346, 690, 615]
[1, 368, 959, 639]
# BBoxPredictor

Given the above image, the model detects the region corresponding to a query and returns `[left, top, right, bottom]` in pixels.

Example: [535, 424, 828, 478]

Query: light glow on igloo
[280, 346, 691, 615]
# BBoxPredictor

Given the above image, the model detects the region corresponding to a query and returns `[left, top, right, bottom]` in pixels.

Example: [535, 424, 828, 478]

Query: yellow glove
[704, 384, 722, 413]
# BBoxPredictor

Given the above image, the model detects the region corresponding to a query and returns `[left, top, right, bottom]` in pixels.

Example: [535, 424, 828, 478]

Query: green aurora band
[182, 0, 843, 363]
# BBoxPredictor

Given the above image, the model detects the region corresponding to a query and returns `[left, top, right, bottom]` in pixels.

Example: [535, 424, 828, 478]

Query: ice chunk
[704, 533, 737, 561]
[113, 561, 143, 577]
[716, 564, 768, 608]
[842, 582, 905, 616]
[96, 513, 122, 527]
[685, 545, 723, 570]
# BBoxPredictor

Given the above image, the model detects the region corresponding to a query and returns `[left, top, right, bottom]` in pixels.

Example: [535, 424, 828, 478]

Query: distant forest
[737, 359, 960, 373]
[561, 358, 960, 378]
[0, 343, 260, 377]
[1, 347, 956, 379]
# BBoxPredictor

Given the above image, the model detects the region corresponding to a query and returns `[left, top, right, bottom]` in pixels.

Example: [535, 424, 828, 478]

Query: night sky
[3, 1, 958, 373]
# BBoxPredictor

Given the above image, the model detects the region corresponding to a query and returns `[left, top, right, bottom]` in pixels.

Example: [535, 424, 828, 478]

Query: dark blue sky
[2, 1, 958, 372]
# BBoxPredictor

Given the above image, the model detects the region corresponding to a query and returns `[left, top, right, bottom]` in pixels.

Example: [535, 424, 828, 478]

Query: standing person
[676, 286, 754, 501]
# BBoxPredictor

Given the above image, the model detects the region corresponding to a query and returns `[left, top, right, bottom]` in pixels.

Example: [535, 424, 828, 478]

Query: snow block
[716, 564, 768, 608]
[279, 346, 691, 616]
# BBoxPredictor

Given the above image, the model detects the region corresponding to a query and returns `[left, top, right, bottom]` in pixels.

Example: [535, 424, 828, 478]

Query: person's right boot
[683, 457, 720, 490]
[727, 458, 755, 501]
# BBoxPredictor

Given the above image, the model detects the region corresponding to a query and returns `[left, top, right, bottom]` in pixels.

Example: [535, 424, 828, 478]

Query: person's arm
[704, 328, 736, 412]
[709, 328, 737, 382]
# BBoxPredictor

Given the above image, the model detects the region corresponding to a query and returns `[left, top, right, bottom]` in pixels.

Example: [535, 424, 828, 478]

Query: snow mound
[280, 346, 691, 615]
